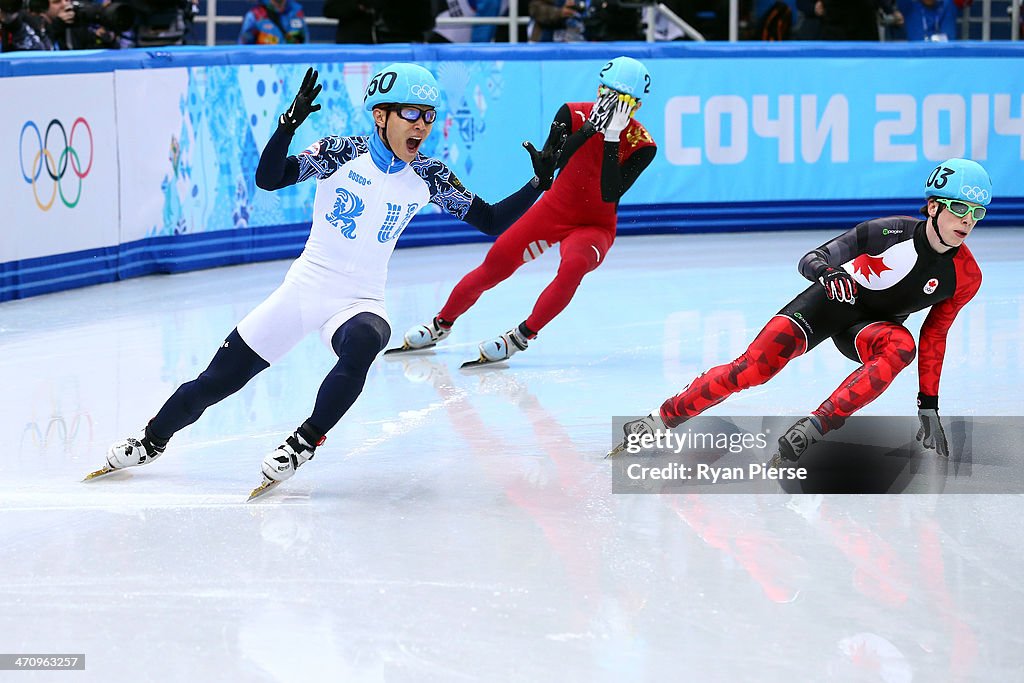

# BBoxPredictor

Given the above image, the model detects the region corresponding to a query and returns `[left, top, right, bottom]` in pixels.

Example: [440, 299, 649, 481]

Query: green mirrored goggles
[936, 198, 987, 221]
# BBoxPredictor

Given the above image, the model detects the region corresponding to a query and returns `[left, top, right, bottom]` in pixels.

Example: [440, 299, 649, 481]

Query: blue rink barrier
[3, 43, 1023, 301]
[5, 197, 1023, 301]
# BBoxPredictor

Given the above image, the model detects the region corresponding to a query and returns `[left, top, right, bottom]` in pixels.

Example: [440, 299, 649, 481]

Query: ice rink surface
[2, 229, 1023, 681]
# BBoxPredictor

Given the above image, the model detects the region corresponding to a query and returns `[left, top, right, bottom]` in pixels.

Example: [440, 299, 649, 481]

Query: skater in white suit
[95, 63, 565, 497]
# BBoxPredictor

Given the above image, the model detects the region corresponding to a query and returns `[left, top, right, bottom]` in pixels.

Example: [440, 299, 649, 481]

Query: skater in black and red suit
[612, 158, 992, 464]
[395, 56, 657, 364]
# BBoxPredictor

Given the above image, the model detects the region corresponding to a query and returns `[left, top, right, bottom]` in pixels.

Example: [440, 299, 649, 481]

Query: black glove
[818, 266, 857, 304]
[279, 67, 322, 133]
[524, 121, 567, 191]
[915, 393, 949, 457]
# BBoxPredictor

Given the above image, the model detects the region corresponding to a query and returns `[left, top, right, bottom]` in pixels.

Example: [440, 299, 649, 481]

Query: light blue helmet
[363, 63, 441, 112]
[598, 56, 651, 99]
[924, 158, 992, 206]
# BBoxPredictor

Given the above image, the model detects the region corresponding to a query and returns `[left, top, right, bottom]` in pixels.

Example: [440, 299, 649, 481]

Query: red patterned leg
[812, 322, 916, 432]
[660, 316, 806, 428]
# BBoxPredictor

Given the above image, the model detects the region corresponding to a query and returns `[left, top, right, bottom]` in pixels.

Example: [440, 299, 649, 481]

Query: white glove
[603, 94, 637, 142]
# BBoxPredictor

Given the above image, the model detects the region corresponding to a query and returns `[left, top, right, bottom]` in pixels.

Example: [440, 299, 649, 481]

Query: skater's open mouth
[954, 230, 968, 239]
[406, 136, 422, 154]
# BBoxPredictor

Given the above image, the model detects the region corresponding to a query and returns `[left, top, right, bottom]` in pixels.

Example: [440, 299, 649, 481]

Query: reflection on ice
[1, 232, 1022, 680]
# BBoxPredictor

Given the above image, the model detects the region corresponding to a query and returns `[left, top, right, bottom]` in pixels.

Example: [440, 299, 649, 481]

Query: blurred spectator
[322, 0, 372, 43]
[584, 0, 642, 40]
[473, 0, 504, 41]
[793, 0, 821, 37]
[239, 0, 308, 44]
[2, 0, 49, 50]
[432, 0, 505, 43]
[131, 0, 196, 46]
[898, 0, 956, 40]
[493, 0, 528, 41]
[29, 0, 71, 48]
[797, 0, 901, 40]
[62, 0, 133, 49]
[0, 0, 16, 50]
[755, 0, 794, 39]
[651, 0, 686, 40]
[15, 0, 58, 49]
[528, 0, 585, 42]
[373, 0, 434, 42]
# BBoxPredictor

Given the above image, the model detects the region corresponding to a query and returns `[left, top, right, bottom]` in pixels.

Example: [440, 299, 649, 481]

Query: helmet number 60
[367, 71, 397, 97]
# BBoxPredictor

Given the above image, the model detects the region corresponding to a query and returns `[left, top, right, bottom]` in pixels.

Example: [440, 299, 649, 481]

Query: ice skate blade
[605, 442, 627, 459]
[82, 465, 124, 482]
[247, 478, 282, 502]
[383, 343, 436, 356]
[460, 356, 508, 370]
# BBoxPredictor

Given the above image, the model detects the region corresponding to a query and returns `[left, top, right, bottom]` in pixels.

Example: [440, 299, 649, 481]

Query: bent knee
[332, 314, 391, 356]
[559, 250, 600, 278]
[868, 325, 916, 367]
[890, 328, 917, 367]
[481, 243, 528, 273]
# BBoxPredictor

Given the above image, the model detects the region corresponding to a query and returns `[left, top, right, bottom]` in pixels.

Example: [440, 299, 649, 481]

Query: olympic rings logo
[607, 80, 633, 94]
[19, 117, 94, 211]
[960, 185, 990, 203]
[410, 84, 439, 102]
[21, 413, 94, 452]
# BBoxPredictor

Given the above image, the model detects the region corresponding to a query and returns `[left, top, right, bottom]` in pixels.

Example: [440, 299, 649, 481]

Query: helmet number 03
[927, 166, 954, 190]
[367, 71, 397, 98]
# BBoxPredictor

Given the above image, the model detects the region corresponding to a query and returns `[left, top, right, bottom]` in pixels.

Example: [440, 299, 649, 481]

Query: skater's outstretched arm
[550, 104, 598, 170]
[414, 157, 544, 237]
[461, 182, 542, 236]
[256, 67, 323, 191]
[255, 125, 301, 190]
[448, 122, 567, 236]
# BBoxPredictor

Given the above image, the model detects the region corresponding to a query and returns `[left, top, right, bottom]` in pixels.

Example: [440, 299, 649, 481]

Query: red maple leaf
[852, 254, 892, 281]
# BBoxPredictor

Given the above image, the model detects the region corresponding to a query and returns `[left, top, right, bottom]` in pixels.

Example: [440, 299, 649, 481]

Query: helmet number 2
[600, 61, 651, 95]
[927, 166, 954, 189]
[367, 71, 397, 98]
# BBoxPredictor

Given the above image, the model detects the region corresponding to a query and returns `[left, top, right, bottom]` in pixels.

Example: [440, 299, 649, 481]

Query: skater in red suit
[397, 56, 657, 364]
[611, 158, 992, 465]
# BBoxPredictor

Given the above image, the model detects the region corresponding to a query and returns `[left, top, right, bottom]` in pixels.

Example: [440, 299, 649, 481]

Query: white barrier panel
[114, 68, 191, 242]
[2, 44, 1022, 302]
[1, 74, 120, 262]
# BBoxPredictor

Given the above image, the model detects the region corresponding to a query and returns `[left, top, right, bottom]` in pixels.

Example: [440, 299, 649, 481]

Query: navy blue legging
[308, 312, 390, 435]
[149, 313, 391, 443]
